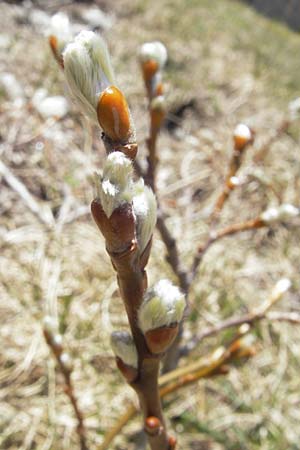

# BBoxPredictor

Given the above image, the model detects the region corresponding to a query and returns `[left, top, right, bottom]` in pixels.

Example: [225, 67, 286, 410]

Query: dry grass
[1, 0, 300, 449]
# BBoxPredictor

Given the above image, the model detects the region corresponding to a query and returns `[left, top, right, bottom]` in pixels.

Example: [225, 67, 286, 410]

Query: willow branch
[253, 119, 290, 164]
[156, 209, 189, 294]
[99, 278, 295, 450]
[92, 137, 174, 450]
[210, 128, 253, 225]
[43, 329, 88, 450]
[210, 151, 245, 224]
[190, 217, 265, 284]
[182, 278, 292, 355]
[97, 329, 254, 450]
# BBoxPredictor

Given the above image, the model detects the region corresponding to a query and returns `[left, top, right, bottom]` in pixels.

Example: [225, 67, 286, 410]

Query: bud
[139, 41, 168, 70]
[278, 203, 299, 220]
[97, 85, 134, 142]
[272, 278, 291, 297]
[52, 334, 63, 349]
[145, 416, 162, 435]
[59, 352, 73, 372]
[43, 315, 58, 336]
[48, 12, 73, 67]
[168, 436, 177, 449]
[95, 153, 156, 254]
[150, 95, 166, 112]
[96, 151, 133, 218]
[110, 331, 138, 382]
[233, 123, 253, 151]
[288, 97, 300, 120]
[132, 180, 157, 254]
[138, 279, 186, 354]
[63, 30, 115, 123]
[139, 42, 167, 98]
[150, 95, 166, 131]
[261, 204, 299, 224]
[227, 176, 240, 189]
[260, 207, 279, 224]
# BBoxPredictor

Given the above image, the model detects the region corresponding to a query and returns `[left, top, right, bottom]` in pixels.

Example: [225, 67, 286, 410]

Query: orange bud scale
[97, 86, 131, 142]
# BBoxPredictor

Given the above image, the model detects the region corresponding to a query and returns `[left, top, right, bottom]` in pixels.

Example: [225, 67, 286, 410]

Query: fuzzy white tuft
[138, 279, 186, 333]
[288, 97, 300, 119]
[59, 352, 73, 371]
[273, 278, 291, 296]
[229, 176, 240, 187]
[132, 180, 157, 253]
[233, 123, 252, 141]
[110, 331, 138, 368]
[150, 95, 166, 111]
[63, 30, 115, 122]
[260, 207, 279, 224]
[102, 152, 133, 189]
[261, 204, 299, 224]
[278, 204, 299, 220]
[139, 41, 167, 68]
[49, 12, 73, 56]
[97, 152, 133, 217]
[43, 315, 58, 335]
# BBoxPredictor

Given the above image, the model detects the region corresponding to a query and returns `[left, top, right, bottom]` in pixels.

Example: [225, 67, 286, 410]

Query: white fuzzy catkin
[110, 331, 138, 368]
[273, 278, 291, 297]
[150, 95, 166, 111]
[288, 97, 300, 119]
[278, 204, 299, 220]
[132, 180, 157, 253]
[261, 204, 299, 224]
[96, 154, 157, 254]
[49, 12, 73, 57]
[59, 352, 73, 371]
[97, 152, 133, 218]
[63, 30, 115, 122]
[138, 279, 186, 333]
[43, 315, 58, 335]
[138, 41, 167, 68]
[233, 123, 252, 141]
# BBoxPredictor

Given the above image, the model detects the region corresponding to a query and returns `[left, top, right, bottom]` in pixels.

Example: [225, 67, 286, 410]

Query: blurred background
[1, 1, 300, 449]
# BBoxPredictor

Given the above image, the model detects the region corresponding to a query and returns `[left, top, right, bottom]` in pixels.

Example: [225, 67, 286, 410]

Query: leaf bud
[138, 279, 186, 354]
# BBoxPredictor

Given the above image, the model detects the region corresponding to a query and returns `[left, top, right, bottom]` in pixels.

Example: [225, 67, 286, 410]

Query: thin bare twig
[253, 120, 290, 164]
[44, 329, 89, 450]
[156, 209, 189, 294]
[189, 217, 265, 284]
[182, 279, 293, 355]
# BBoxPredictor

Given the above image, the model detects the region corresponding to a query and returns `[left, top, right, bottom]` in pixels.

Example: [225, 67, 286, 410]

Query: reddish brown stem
[92, 140, 172, 450]
[210, 148, 246, 224]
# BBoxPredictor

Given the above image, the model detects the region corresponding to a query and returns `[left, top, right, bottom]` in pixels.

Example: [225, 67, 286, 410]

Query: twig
[253, 120, 290, 164]
[0, 159, 54, 228]
[181, 278, 293, 355]
[210, 126, 253, 225]
[98, 278, 294, 449]
[266, 311, 300, 325]
[156, 209, 189, 294]
[190, 217, 265, 283]
[97, 328, 254, 450]
[43, 327, 89, 450]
